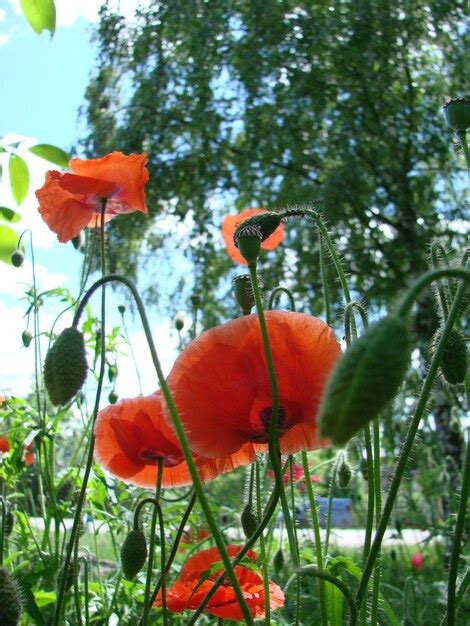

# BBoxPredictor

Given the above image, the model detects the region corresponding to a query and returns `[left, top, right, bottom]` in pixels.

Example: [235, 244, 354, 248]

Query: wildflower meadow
[0, 2, 468, 625]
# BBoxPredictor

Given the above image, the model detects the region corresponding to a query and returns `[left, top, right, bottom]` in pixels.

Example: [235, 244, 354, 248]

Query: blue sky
[0, 1, 180, 398]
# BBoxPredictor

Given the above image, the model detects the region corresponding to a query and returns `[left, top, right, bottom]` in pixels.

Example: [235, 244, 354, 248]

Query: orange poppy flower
[94, 392, 257, 488]
[36, 152, 149, 243]
[155, 544, 284, 620]
[222, 208, 284, 265]
[0, 435, 9, 454]
[165, 311, 341, 457]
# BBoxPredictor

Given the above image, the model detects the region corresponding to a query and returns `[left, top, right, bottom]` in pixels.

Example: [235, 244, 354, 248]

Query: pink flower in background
[410, 552, 424, 571]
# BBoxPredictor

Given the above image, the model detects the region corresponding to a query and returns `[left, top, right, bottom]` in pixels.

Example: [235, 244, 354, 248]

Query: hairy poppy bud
[0, 567, 21, 625]
[359, 458, 369, 481]
[443, 97, 470, 132]
[241, 502, 260, 539]
[108, 390, 118, 404]
[58, 562, 77, 593]
[232, 274, 262, 315]
[337, 454, 353, 488]
[174, 311, 185, 331]
[234, 211, 282, 244]
[121, 529, 147, 580]
[56, 479, 73, 503]
[319, 316, 412, 446]
[190, 293, 201, 308]
[273, 548, 284, 574]
[21, 330, 32, 348]
[10, 250, 24, 268]
[432, 328, 468, 385]
[108, 365, 117, 383]
[44, 327, 88, 406]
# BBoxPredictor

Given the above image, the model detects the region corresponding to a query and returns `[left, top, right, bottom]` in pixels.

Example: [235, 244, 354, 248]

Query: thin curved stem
[268, 286, 296, 311]
[319, 233, 331, 326]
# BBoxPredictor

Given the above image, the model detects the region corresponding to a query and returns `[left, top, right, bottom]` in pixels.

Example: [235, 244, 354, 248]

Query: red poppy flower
[94, 392, 257, 488]
[222, 208, 284, 265]
[36, 152, 149, 243]
[410, 552, 424, 571]
[24, 443, 35, 466]
[0, 435, 9, 454]
[165, 311, 341, 458]
[155, 545, 284, 620]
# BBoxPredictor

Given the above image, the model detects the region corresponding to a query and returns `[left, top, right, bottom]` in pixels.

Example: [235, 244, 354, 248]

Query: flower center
[250, 405, 288, 443]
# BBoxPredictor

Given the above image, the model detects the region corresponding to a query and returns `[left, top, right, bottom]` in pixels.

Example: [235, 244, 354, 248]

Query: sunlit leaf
[9, 154, 30, 205]
[19, 0, 56, 36]
[33, 591, 57, 608]
[29, 143, 69, 168]
[0, 206, 21, 223]
[0, 224, 19, 264]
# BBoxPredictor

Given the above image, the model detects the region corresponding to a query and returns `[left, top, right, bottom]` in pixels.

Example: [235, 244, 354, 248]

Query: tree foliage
[82, 0, 467, 324]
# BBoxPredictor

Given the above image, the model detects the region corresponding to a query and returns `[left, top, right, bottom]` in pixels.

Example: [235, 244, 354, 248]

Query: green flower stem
[268, 286, 297, 311]
[430, 242, 451, 319]
[287, 566, 358, 626]
[445, 429, 470, 626]
[319, 233, 331, 326]
[354, 275, 469, 614]
[81, 556, 90, 626]
[142, 460, 165, 626]
[72, 273, 254, 626]
[148, 491, 197, 608]
[371, 417, 382, 626]
[0, 496, 6, 565]
[396, 267, 470, 317]
[255, 461, 271, 626]
[248, 261, 299, 568]
[360, 426, 375, 626]
[73, 536, 82, 626]
[53, 204, 108, 626]
[301, 452, 328, 625]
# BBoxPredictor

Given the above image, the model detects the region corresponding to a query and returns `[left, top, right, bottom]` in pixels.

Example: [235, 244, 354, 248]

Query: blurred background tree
[82, 0, 467, 325]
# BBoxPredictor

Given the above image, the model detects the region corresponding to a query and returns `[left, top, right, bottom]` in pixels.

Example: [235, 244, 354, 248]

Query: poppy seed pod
[432, 328, 468, 385]
[108, 390, 119, 404]
[121, 529, 147, 580]
[10, 250, 24, 268]
[337, 454, 353, 488]
[443, 97, 470, 132]
[0, 567, 22, 626]
[234, 211, 282, 245]
[319, 316, 412, 446]
[174, 311, 185, 331]
[241, 502, 260, 539]
[232, 274, 261, 315]
[118, 304, 126, 315]
[44, 327, 88, 406]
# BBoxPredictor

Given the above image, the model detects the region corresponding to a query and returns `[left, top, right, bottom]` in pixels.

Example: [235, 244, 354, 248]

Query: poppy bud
[108, 391, 118, 404]
[44, 327, 88, 406]
[431, 328, 468, 385]
[234, 211, 282, 244]
[108, 365, 117, 383]
[390, 548, 396, 562]
[174, 311, 185, 331]
[4, 510, 14, 537]
[21, 330, 32, 348]
[57, 562, 77, 592]
[337, 454, 353, 488]
[319, 316, 412, 446]
[241, 502, 260, 539]
[443, 97, 470, 132]
[236, 230, 262, 264]
[0, 567, 22, 625]
[121, 529, 147, 580]
[273, 547, 284, 574]
[56, 479, 73, 503]
[10, 250, 24, 268]
[232, 274, 258, 315]
[118, 304, 126, 315]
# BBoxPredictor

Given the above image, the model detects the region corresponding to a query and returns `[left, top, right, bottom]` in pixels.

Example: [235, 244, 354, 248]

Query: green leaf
[0, 206, 21, 223]
[9, 154, 30, 205]
[324, 577, 343, 626]
[33, 591, 57, 608]
[19, 0, 56, 36]
[0, 224, 19, 264]
[29, 144, 69, 168]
